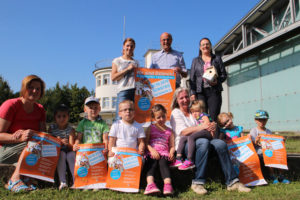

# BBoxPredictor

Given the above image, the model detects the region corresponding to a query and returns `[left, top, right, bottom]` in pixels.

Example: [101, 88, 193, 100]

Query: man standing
[150, 32, 187, 88]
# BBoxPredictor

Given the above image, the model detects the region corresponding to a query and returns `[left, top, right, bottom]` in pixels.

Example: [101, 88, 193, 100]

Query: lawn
[1, 181, 300, 200]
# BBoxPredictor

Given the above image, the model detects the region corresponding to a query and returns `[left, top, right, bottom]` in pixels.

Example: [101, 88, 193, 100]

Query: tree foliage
[0, 76, 17, 105]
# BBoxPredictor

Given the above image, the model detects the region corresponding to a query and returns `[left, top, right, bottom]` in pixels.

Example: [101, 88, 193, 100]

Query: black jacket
[190, 54, 227, 95]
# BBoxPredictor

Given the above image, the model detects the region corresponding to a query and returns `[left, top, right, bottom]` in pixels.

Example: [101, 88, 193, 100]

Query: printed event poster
[134, 68, 176, 124]
[19, 132, 61, 182]
[106, 147, 142, 193]
[227, 136, 267, 186]
[260, 134, 288, 170]
[74, 143, 107, 189]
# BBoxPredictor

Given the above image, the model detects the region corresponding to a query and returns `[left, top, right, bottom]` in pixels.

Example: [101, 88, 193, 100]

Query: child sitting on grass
[250, 110, 290, 184]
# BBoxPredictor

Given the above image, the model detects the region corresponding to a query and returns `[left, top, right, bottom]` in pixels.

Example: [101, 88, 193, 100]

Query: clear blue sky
[0, 0, 260, 93]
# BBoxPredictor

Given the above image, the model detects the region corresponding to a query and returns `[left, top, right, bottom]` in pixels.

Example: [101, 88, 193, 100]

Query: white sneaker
[227, 182, 251, 192]
[59, 182, 68, 190]
[191, 184, 207, 195]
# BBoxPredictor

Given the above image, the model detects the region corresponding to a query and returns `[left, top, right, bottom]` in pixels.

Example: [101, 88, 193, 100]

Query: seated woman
[0, 75, 46, 192]
[170, 87, 250, 195]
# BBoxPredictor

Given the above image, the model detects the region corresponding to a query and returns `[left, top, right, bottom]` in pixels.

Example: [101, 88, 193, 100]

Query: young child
[144, 104, 175, 195]
[173, 100, 214, 170]
[108, 100, 145, 157]
[48, 104, 76, 190]
[74, 96, 109, 152]
[218, 112, 244, 141]
[250, 110, 290, 184]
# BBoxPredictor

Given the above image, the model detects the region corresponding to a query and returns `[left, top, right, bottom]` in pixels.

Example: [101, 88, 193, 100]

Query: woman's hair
[217, 112, 234, 126]
[54, 104, 69, 116]
[171, 87, 190, 110]
[151, 104, 167, 118]
[122, 37, 136, 57]
[190, 100, 206, 113]
[20, 75, 45, 99]
[198, 37, 213, 57]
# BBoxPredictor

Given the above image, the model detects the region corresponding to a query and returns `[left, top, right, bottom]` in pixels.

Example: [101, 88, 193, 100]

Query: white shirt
[109, 120, 145, 150]
[170, 108, 197, 149]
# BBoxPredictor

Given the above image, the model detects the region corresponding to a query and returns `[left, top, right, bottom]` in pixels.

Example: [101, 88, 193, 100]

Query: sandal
[6, 179, 31, 192]
[23, 177, 38, 190]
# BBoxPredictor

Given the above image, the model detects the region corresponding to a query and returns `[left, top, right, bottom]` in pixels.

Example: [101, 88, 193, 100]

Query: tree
[0, 76, 17, 105]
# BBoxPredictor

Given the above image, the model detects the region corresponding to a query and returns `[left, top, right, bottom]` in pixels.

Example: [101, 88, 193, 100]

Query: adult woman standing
[111, 38, 139, 120]
[190, 38, 227, 121]
[170, 87, 250, 195]
[0, 75, 46, 192]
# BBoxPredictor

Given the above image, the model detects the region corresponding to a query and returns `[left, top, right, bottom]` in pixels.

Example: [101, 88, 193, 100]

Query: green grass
[1, 181, 300, 200]
[285, 138, 300, 153]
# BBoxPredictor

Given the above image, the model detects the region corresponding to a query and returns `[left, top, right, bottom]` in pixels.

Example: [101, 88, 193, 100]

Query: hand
[168, 150, 175, 161]
[150, 149, 160, 160]
[138, 147, 145, 156]
[173, 67, 181, 74]
[210, 130, 215, 138]
[127, 63, 136, 72]
[108, 151, 115, 157]
[15, 129, 33, 142]
[103, 148, 108, 155]
[190, 95, 196, 101]
[12, 130, 24, 140]
[208, 78, 217, 86]
[255, 135, 261, 146]
[73, 144, 80, 151]
[61, 138, 69, 145]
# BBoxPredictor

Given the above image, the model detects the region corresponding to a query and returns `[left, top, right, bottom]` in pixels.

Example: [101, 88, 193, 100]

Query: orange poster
[74, 143, 107, 189]
[19, 132, 61, 182]
[227, 136, 267, 186]
[106, 147, 142, 193]
[260, 134, 288, 170]
[134, 68, 176, 124]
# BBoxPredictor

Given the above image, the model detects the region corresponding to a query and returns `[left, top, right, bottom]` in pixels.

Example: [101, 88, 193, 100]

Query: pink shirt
[0, 98, 46, 134]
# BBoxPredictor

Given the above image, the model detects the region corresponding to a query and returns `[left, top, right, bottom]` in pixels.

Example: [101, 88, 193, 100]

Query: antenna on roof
[123, 16, 126, 41]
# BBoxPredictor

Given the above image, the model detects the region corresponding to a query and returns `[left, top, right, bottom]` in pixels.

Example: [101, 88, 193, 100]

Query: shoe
[59, 182, 68, 190]
[227, 182, 251, 192]
[178, 160, 195, 170]
[270, 175, 279, 184]
[170, 159, 182, 167]
[144, 183, 160, 195]
[6, 179, 31, 192]
[191, 184, 207, 195]
[281, 178, 290, 184]
[163, 183, 173, 195]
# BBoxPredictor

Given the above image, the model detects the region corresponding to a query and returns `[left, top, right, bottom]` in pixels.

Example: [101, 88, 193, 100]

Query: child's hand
[210, 130, 215, 139]
[61, 138, 69, 145]
[255, 135, 261, 146]
[103, 148, 108, 155]
[150, 149, 160, 160]
[73, 144, 79, 151]
[138, 148, 145, 156]
[168, 151, 175, 161]
[108, 151, 115, 157]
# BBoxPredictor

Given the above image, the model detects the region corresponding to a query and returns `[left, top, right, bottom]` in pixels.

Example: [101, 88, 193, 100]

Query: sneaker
[191, 184, 207, 195]
[281, 178, 290, 184]
[144, 183, 160, 195]
[59, 182, 67, 190]
[178, 160, 195, 170]
[163, 183, 173, 195]
[170, 159, 182, 167]
[270, 175, 279, 184]
[227, 182, 251, 192]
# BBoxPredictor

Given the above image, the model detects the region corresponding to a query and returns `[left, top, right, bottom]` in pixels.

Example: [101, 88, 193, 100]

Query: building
[213, 0, 300, 131]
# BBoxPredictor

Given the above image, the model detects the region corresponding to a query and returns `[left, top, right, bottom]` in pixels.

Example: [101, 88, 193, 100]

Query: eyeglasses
[120, 108, 134, 112]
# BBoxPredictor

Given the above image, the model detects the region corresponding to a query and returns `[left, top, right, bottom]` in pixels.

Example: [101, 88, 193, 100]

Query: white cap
[84, 96, 100, 105]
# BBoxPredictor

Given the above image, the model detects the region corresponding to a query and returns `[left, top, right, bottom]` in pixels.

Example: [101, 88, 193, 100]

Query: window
[102, 97, 109, 109]
[112, 97, 117, 108]
[103, 74, 110, 85]
[97, 76, 101, 87]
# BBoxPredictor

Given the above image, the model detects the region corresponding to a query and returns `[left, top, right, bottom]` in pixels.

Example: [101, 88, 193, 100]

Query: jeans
[185, 138, 238, 186]
[115, 88, 135, 121]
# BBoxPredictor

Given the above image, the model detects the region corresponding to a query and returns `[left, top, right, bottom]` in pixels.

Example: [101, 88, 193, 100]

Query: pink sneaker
[178, 160, 195, 170]
[169, 159, 182, 168]
[144, 183, 160, 195]
[163, 183, 173, 195]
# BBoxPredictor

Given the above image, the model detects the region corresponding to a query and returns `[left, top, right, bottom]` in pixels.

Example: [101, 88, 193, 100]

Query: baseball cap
[254, 110, 269, 119]
[84, 96, 100, 105]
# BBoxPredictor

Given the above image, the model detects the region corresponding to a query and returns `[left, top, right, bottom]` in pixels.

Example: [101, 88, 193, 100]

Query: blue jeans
[115, 88, 135, 121]
[185, 138, 238, 186]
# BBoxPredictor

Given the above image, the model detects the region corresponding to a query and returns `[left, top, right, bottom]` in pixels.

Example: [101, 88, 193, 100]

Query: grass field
[1, 181, 300, 200]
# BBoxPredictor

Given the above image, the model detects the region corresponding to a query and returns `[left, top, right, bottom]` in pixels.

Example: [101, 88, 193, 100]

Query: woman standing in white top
[111, 38, 139, 120]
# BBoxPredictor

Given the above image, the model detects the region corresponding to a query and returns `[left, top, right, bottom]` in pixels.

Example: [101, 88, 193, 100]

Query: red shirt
[0, 98, 46, 134]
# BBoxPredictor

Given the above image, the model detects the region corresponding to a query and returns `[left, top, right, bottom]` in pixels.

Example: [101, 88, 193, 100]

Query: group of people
[0, 32, 289, 195]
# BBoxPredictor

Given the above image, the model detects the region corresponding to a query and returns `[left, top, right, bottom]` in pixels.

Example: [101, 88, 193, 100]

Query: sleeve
[0, 99, 16, 121]
[170, 109, 188, 138]
[37, 104, 46, 122]
[137, 124, 146, 138]
[189, 58, 197, 96]
[249, 128, 257, 143]
[179, 54, 187, 72]
[109, 122, 117, 137]
[76, 120, 84, 133]
[101, 121, 110, 134]
[217, 56, 227, 83]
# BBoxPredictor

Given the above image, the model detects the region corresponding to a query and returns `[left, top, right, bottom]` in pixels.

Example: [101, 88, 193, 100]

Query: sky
[0, 0, 260, 93]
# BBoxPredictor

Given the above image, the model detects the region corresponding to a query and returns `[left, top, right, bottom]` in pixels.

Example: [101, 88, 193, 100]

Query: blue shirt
[150, 49, 186, 86]
[220, 126, 243, 141]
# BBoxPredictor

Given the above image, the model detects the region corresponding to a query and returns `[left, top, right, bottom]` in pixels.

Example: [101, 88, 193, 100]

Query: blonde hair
[20, 75, 45, 99]
[190, 100, 206, 113]
[217, 112, 234, 126]
[122, 38, 135, 57]
[119, 100, 134, 110]
[171, 87, 189, 110]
